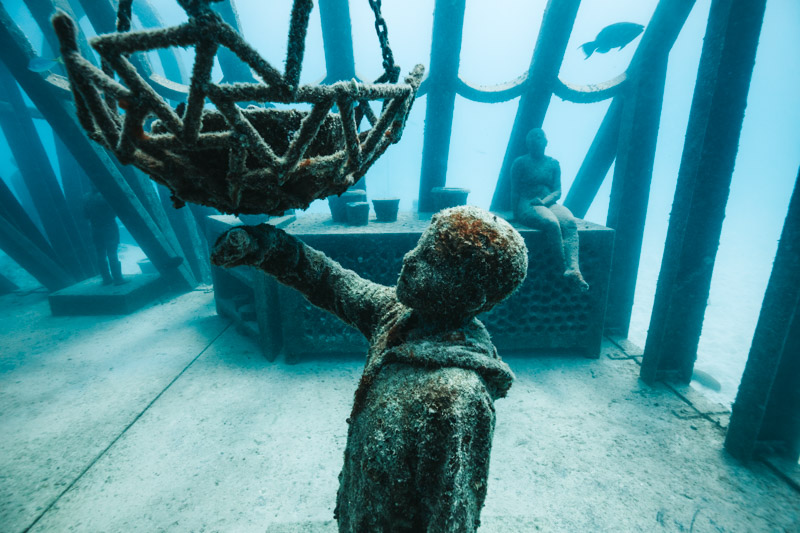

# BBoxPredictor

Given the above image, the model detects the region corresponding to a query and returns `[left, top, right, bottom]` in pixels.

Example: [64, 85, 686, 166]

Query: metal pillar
[210, 0, 258, 83]
[0, 62, 90, 281]
[0, 272, 17, 294]
[603, 0, 696, 336]
[418, 0, 467, 212]
[76, 0, 155, 78]
[133, 0, 189, 83]
[604, 60, 668, 336]
[318, 0, 364, 192]
[319, 0, 356, 84]
[490, 0, 581, 212]
[563, 99, 622, 218]
[641, 0, 767, 381]
[726, 169, 800, 463]
[158, 184, 211, 284]
[0, 213, 73, 291]
[0, 174, 60, 265]
[55, 137, 94, 271]
[0, 4, 194, 289]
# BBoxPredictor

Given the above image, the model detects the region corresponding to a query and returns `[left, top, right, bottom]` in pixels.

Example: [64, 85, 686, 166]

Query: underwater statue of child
[512, 128, 589, 292]
[211, 205, 528, 532]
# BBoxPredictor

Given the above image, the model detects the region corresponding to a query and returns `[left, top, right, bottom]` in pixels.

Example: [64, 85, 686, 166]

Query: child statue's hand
[211, 224, 282, 268]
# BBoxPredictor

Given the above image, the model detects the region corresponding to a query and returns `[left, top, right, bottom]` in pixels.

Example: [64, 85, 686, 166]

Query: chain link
[368, 0, 400, 83]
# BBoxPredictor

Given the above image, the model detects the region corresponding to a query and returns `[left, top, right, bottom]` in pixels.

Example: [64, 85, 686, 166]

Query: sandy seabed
[0, 284, 798, 531]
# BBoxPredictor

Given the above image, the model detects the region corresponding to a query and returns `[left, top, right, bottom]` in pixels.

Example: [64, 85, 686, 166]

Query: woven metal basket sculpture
[52, 0, 423, 215]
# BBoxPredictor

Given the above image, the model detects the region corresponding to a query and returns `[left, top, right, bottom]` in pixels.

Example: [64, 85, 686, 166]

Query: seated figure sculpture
[211, 206, 528, 532]
[512, 128, 589, 292]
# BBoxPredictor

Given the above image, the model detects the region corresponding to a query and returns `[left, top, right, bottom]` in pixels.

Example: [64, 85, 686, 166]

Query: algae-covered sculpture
[51, 0, 423, 215]
[211, 206, 528, 532]
[512, 128, 589, 292]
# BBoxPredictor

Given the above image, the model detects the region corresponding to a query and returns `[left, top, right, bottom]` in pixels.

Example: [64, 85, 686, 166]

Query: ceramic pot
[431, 187, 470, 211]
[372, 198, 400, 222]
[329, 190, 366, 222]
[345, 201, 370, 226]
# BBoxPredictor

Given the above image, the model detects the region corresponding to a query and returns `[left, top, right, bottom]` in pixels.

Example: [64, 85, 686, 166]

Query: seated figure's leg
[518, 204, 565, 272]
[549, 204, 589, 292]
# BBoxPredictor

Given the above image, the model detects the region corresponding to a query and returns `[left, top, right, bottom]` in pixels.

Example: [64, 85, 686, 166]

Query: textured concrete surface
[0, 289, 797, 532]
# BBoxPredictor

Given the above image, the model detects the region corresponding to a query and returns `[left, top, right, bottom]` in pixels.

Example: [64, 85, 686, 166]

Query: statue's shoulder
[511, 154, 533, 176]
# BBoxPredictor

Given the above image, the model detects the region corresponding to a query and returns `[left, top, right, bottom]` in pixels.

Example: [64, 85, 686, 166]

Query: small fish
[581, 22, 644, 59]
[691, 369, 722, 392]
[27, 56, 63, 73]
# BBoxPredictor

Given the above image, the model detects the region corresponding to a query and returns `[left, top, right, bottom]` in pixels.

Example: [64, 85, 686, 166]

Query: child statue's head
[396, 206, 528, 322]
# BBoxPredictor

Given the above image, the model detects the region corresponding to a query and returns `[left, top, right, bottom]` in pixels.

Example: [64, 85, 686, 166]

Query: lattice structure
[52, 0, 423, 215]
[237, 215, 614, 359]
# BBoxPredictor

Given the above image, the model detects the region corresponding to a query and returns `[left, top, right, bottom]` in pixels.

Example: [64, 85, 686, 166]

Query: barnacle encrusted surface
[51, 0, 423, 215]
[209, 206, 528, 531]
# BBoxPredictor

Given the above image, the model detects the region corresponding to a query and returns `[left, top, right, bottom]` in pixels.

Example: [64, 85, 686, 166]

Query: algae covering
[211, 206, 528, 531]
[51, 0, 423, 216]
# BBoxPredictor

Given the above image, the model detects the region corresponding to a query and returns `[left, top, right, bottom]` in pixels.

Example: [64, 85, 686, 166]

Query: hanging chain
[368, 0, 400, 83]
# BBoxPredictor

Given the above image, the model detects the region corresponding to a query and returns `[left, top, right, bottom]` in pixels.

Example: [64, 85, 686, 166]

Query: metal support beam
[563, 98, 623, 218]
[604, 60, 668, 336]
[0, 4, 194, 289]
[158, 184, 211, 284]
[603, 0, 696, 336]
[210, 0, 258, 83]
[726, 169, 800, 463]
[24, 0, 96, 68]
[319, 0, 356, 83]
[564, 1, 697, 220]
[133, 0, 189, 84]
[418, 0, 467, 212]
[490, 0, 581, 212]
[0, 61, 90, 281]
[641, 0, 767, 381]
[55, 136, 94, 269]
[76, 0, 155, 78]
[0, 174, 60, 265]
[0, 271, 17, 294]
[0, 212, 73, 291]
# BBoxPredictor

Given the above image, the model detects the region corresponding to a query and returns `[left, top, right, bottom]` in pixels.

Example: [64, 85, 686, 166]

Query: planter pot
[345, 201, 370, 226]
[372, 198, 400, 222]
[328, 190, 366, 222]
[431, 187, 470, 212]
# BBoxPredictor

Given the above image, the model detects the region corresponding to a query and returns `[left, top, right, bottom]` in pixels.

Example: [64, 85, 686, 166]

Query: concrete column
[418, 0, 466, 212]
[641, 0, 767, 381]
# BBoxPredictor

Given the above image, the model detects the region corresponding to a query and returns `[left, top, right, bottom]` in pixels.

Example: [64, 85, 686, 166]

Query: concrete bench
[207, 212, 614, 361]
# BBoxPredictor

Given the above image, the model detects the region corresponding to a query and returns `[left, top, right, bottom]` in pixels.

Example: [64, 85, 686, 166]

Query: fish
[691, 369, 722, 392]
[27, 56, 63, 73]
[581, 22, 644, 59]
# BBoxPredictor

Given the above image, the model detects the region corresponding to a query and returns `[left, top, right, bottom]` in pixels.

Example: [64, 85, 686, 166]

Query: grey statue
[512, 128, 589, 292]
[84, 188, 125, 286]
[211, 206, 528, 532]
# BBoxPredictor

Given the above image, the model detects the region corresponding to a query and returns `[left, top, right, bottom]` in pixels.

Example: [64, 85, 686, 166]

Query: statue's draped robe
[252, 228, 514, 532]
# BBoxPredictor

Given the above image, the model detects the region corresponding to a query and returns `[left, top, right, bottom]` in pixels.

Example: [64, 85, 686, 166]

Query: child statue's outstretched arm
[211, 224, 392, 338]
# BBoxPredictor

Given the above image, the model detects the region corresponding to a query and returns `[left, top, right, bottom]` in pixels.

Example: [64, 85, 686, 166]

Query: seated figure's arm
[541, 189, 561, 207]
[542, 160, 562, 207]
[211, 224, 391, 338]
